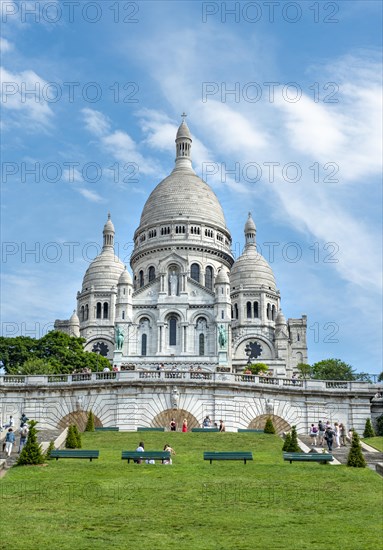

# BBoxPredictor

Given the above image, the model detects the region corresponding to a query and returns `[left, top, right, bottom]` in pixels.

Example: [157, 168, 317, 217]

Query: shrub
[376, 414, 383, 436]
[17, 420, 44, 465]
[347, 430, 366, 468]
[264, 417, 276, 434]
[73, 425, 82, 449]
[45, 440, 55, 460]
[248, 363, 269, 375]
[65, 425, 78, 449]
[282, 432, 291, 451]
[363, 418, 375, 438]
[286, 426, 301, 452]
[85, 410, 95, 432]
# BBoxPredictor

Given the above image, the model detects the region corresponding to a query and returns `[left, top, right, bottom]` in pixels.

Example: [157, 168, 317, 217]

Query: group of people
[135, 442, 176, 465]
[1, 414, 29, 457]
[309, 421, 350, 451]
[168, 416, 226, 432]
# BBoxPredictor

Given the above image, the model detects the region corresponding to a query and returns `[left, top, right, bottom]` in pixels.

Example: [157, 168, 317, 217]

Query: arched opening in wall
[96, 302, 102, 319]
[271, 305, 276, 321]
[266, 303, 271, 320]
[58, 411, 103, 431]
[169, 317, 177, 346]
[81, 306, 85, 321]
[141, 334, 147, 356]
[103, 302, 109, 319]
[199, 334, 205, 356]
[253, 301, 259, 318]
[205, 266, 213, 290]
[246, 301, 252, 318]
[139, 270, 144, 288]
[235, 303, 239, 320]
[85, 304, 89, 320]
[248, 414, 291, 435]
[148, 266, 156, 282]
[190, 263, 200, 283]
[152, 409, 200, 430]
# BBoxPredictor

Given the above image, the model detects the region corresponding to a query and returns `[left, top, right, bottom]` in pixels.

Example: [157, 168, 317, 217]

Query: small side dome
[276, 309, 287, 325]
[69, 310, 80, 325]
[176, 120, 192, 140]
[230, 246, 276, 290]
[118, 267, 132, 285]
[215, 267, 229, 284]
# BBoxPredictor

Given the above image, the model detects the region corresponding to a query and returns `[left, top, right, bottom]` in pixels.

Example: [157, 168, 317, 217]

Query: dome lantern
[244, 212, 256, 247]
[103, 212, 115, 250]
[174, 113, 193, 172]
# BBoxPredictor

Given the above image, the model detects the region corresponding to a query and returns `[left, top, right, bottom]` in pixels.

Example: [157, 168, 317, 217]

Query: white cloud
[76, 188, 104, 203]
[81, 108, 111, 137]
[0, 37, 13, 53]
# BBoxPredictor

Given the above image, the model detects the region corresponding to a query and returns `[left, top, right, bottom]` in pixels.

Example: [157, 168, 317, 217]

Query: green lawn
[1, 432, 382, 550]
[362, 436, 383, 451]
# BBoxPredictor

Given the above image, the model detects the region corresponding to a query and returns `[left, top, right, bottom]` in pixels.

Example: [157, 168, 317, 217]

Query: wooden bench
[283, 452, 334, 464]
[50, 450, 99, 462]
[192, 428, 219, 432]
[121, 451, 170, 464]
[237, 429, 264, 433]
[204, 451, 253, 464]
[95, 427, 119, 432]
[137, 427, 165, 432]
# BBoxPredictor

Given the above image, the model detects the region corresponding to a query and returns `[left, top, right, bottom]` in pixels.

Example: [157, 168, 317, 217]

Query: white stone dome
[82, 249, 125, 291]
[69, 310, 80, 325]
[230, 244, 276, 291]
[215, 267, 229, 284]
[118, 267, 132, 285]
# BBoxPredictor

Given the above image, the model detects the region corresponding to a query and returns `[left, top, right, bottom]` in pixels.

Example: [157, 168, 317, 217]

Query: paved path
[1, 428, 61, 470]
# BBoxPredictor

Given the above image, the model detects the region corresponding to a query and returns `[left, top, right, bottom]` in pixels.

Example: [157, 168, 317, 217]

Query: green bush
[45, 440, 55, 460]
[17, 420, 44, 465]
[376, 414, 383, 436]
[73, 425, 82, 449]
[264, 417, 276, 434]
[347, 430, 366, 468]
[285, 426, 301, 452]
[282, 432, 291, 451]
[85, 410, 95, 432]
[65, 425, 78, 449]
[363, 418, 375, 438]
[248, 363, 269, 375]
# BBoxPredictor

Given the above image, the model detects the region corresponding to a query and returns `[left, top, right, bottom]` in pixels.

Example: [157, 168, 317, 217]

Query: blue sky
[1, 0, 382, 375]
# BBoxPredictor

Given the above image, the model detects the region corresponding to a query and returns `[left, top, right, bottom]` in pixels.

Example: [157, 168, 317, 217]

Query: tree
[248, 363, 269, 375]
[65, 425, 78, 449]
[285, 426, 301, 452]
[363, 418, 375, 438]
[45, 440, 55, 460]
[311, 359, 356, 381]
[378, 371, 383, 382]
[16, 358, 56, 375]
[282, 432, 291, 451]
[347, 431, 366, 468]
[85, 410, 95, 432]
[355, 372, 372, 383]
[296, 363, 312, 379]
[17, 420, 44, 465]
[376, 415, 383, 436]
[72, 425, 82, 448]
[264, 417, 276, 434]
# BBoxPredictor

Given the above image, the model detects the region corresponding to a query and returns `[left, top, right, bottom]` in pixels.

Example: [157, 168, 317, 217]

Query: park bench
[95, 427, 119, 431]
[121, 451, 171, 464]
[192, 428, 219, 432]
[204, 451, 253, 464]
[50, 450, 99, 462]
[137, 427, 165, 432]
[283, 452, 334, 464]
[237, 429, 264, 433]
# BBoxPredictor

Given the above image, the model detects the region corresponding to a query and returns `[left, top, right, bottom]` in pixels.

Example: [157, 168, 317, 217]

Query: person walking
[170, 418, 176, 431]
[1, 415, 14, 432]
[334, 422, 341, 448]
[182, 419, 188, 432]
[324, 426, 335, 452]
[5, 428, 15, 457]
[318, 421, 326, 445]
[309, 423, 318, 446]
[19, 424, 29, 453]
[340, 423, 347, 446]
[20, 413, 29, 428]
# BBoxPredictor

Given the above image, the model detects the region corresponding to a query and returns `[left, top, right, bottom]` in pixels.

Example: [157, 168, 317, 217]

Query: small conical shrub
[286, 426, 301, 452]
[73, 425, 82, 448]
[282, 432, 291, 451]
[363, 418, 375, 438]
[45, 440, 55, 460]
[17, 420, 44, 465]
[376, 414, 383, 436]
[347, 430, 366, 467]
[85, 410, 95, 432]
[264, 417, 276, 434]
[65, 425, 77, 449]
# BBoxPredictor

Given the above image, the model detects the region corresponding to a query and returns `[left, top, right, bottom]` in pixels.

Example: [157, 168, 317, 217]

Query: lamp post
[94, 343, 101, 372]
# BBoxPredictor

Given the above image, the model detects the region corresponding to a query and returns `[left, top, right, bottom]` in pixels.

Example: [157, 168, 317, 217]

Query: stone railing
[0, 372, 378, 393]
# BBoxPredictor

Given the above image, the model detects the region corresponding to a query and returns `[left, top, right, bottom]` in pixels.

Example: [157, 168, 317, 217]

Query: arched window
[266, 303, 271, 320]
[85, 304, 89, 321]
[297, 333, 300, 342]
[103, 302, 108, 319]
[205, 266, 213, 290]
[253, 301, 259, 318]
[271, 305, 276, 321]
[199, 334, 205, 356]
[191, 263, 200, 283]
[96, 302, 102, 319]
[141, 334, 147, 356]
[80, 306, 84, 322]
[139, 270, 144, 288]
[246, 301, 252, 319]
[231, 306, 234, 319]
[122, 311, 125, 320]
[148, 266, 155, 282]
[235, 303, 239, 319]
[169, 317, 177, 346]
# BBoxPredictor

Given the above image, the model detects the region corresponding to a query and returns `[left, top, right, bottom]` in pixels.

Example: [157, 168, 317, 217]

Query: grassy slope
[1, 432, 382, 550]
[362, 436, 383, 451]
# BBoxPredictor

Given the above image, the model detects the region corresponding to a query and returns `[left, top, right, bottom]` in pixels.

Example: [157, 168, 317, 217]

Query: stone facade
[55, 119, 307, 375]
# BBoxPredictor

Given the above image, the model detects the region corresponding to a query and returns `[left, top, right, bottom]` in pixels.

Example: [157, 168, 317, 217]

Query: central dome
[138, 118, 228, 232]
[139, 170, 227, 228]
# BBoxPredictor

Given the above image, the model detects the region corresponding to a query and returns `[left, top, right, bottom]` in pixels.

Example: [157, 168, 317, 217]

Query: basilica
[55, 119, 307, 376]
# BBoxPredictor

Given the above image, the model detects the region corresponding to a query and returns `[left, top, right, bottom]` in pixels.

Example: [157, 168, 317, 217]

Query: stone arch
[233, 336, 275, 361]
[152, 408, 200, 430]
[58, 410, 103, 431]
[248, 414, 291, 434]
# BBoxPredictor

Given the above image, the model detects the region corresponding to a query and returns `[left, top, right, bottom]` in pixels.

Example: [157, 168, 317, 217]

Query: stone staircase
[1, 428, 61, 471]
